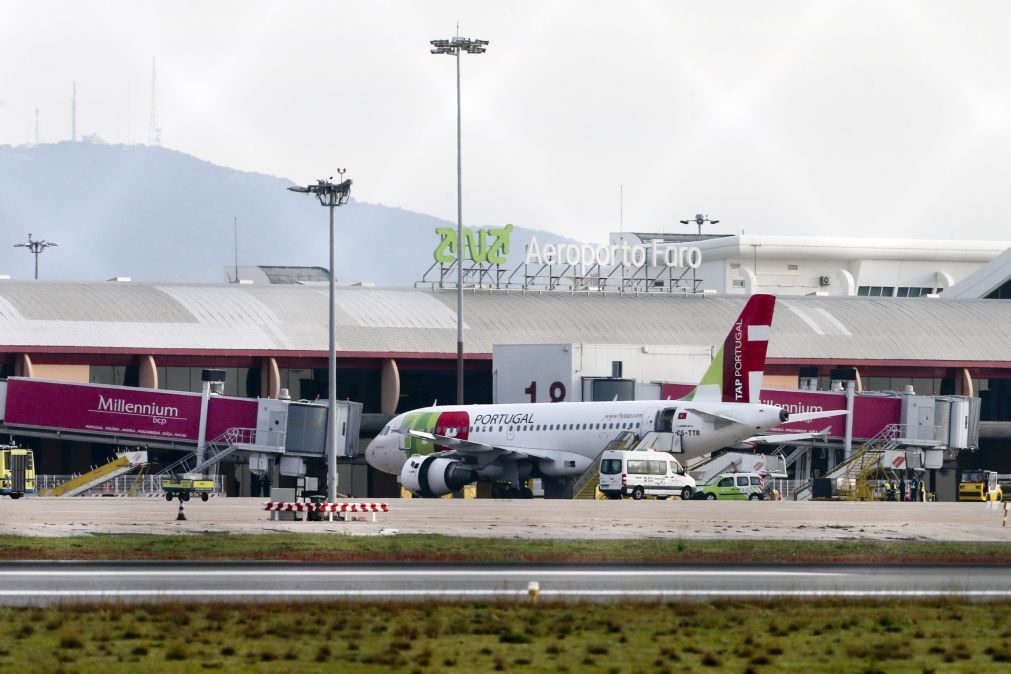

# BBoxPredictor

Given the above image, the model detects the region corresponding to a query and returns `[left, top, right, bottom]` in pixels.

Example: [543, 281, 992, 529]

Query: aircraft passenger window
[499, 426, 503, 433]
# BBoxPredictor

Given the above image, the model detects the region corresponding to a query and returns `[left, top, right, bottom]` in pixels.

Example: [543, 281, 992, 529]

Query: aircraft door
[656, 408, 678, 433]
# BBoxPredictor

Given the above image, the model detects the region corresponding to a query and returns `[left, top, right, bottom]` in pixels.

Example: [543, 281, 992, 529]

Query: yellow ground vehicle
[958, 470, 1003, 502]
[0, 447, 36, 499]
[160, 477, 214, 502]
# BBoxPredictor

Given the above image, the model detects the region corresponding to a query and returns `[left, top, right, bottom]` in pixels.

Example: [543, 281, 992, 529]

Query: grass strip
[1, 599, 1009, 673]
[1, 534, 1011, 564]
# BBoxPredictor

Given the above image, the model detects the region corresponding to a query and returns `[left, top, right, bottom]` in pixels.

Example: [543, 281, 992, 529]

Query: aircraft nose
[365, 436, 406, 475]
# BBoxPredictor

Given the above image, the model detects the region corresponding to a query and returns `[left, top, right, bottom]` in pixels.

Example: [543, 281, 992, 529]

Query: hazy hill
[0, 143, 573, 285]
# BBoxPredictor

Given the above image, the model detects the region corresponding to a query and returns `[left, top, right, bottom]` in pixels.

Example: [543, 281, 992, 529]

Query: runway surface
[0, 562, 1008, 605]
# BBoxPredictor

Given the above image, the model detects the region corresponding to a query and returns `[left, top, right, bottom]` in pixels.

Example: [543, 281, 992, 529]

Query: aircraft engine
[400, 454, 475, 497]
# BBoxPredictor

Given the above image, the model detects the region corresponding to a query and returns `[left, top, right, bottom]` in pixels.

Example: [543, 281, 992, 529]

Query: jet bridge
[0, 376, 362, 487]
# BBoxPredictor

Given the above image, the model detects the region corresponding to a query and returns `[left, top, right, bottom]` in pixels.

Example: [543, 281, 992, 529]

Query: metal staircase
[46, 451, 148, 497]
[832, 425, 903, 500]
[794, 425, 903, 501]
[571, 431, 639, 499]
[154, 427, 258, 478]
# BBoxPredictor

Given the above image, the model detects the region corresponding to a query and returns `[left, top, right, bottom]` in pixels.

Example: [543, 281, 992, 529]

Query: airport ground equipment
[45, 450, 147, 497]
[959, 469, 1003, 502]
[0, 447, 35, 498]
[571, 431, 638, 499]
[160, 476, 215, 502]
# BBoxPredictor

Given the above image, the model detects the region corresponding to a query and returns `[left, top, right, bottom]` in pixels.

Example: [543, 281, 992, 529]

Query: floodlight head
[710, 219, 720, 225]
[287, 186, 310, 193]
[695, 214, 705, 225]
[679, 220, 690, 225]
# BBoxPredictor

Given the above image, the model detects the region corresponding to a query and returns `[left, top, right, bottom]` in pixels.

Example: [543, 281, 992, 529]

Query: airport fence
[36, 474, 227, 497]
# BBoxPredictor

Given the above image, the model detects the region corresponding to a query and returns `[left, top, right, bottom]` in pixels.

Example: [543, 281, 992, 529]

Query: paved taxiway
[0, 497, 1009, 541]
[0, 562, 1007, 605]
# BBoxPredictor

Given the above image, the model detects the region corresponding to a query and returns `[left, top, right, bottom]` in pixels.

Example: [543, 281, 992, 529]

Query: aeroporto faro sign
[433, 226, 702, 268]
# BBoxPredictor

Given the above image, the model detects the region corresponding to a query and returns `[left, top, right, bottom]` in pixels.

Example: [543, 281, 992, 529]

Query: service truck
[958, 469, 1003, 502]
[0, 447, 36, 499]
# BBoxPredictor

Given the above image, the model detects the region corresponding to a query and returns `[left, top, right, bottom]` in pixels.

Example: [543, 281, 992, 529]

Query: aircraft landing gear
[491, 484, 534, 499]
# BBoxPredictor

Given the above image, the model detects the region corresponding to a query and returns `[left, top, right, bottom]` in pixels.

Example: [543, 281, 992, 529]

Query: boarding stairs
[794, 424, 904, 501]
[154, 427, 283, 479]
[571, 430, 639, 499]
[629, 431, 682, 454]
[45, 450, 148, 497]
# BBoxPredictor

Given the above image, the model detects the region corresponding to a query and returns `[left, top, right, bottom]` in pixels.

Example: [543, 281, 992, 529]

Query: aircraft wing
[683, 408, 746, 425]
[787, 409, 848, 422]
[743, 427, 832, 445]
[407, 430, 562, 464]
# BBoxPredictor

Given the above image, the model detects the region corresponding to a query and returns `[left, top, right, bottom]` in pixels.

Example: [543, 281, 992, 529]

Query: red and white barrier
[319, 502, 389, 513]
[263, 501, 389, 522]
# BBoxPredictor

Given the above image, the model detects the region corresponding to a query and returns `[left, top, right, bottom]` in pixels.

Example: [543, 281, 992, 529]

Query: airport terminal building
[0, 233, 1010, 498]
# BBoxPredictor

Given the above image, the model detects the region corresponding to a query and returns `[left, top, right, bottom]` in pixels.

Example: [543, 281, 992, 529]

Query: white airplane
[365, 294, 842, 498]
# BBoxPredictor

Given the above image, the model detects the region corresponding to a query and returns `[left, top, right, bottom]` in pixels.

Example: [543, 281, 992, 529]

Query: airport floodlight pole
[679, 214, 719, 240]
[431, 33, 489, 405]
[287, 173, 352, 503]
[13, 233, 58, 280]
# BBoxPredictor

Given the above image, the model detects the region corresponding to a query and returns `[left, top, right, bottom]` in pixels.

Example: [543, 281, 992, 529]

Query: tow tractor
[0, 446, 35, 498]
[160, 474, 214, 502]
[958, 469, 1003, 502]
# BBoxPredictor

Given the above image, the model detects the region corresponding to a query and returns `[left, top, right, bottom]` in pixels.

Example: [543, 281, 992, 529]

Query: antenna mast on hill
[233, 216, 239, 283]
[148, 57, 161, 146]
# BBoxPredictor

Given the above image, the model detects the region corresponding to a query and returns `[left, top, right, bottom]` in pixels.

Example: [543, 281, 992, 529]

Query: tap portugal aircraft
[366, 294, 842, 498]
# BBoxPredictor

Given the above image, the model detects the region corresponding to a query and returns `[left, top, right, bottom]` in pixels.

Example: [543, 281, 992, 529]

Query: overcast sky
[3, 1, 1011, 243]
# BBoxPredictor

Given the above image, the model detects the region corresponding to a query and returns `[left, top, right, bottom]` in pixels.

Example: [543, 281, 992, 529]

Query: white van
[599, 450, 696, 501]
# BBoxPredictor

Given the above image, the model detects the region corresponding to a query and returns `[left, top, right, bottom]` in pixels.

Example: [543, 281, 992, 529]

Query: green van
[695, 472, 766, 500]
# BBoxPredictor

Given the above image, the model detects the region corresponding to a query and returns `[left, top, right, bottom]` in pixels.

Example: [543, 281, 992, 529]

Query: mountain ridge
[0, 142, 574, 286]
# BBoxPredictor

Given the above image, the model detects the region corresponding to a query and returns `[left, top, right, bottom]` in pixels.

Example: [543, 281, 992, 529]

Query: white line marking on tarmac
[0, 589, 1007, 599]
[0, 570, 849, 577]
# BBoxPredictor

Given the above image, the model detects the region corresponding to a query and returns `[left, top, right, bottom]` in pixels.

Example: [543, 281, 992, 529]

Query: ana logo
[434, 224, 513, 265]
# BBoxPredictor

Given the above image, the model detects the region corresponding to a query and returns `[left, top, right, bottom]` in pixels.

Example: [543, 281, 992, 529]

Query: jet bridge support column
[195, 369, 226, 468]
[844, 381, 855, 459]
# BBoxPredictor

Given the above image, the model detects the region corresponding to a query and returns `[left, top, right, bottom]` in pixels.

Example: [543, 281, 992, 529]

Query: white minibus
[599, 450, 696, 500]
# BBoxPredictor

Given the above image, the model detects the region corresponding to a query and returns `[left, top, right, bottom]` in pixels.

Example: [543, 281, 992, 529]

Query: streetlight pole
[13, 233, 58, 280]
[287, 174, 352, 503]
[431, 33, 489, 405]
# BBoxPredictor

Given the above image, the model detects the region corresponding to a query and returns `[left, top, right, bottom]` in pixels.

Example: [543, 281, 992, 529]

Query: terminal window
[857, 286, 895, 297]
[896, 286, 934, 297]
